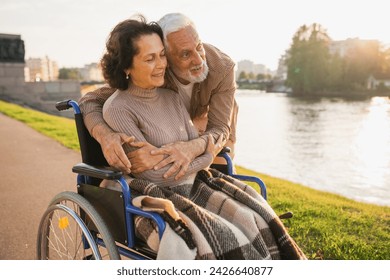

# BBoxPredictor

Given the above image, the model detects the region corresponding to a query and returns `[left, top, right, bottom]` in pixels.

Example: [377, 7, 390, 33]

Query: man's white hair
[158, 13, 197, 45]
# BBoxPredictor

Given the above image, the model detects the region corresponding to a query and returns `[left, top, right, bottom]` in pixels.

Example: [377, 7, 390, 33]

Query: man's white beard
[174, 60, 209, 84]
[187, 61, 209, 83]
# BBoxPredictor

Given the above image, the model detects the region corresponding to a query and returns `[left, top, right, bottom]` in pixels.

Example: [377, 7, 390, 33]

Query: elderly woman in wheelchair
[37, 16, 305, 260]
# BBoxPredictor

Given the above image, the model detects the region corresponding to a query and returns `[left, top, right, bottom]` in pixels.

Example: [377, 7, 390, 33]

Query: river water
[234, 89, 390, 207]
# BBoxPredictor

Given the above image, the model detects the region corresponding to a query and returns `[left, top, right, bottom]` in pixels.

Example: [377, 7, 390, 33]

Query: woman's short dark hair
[101, 15, 164, 90]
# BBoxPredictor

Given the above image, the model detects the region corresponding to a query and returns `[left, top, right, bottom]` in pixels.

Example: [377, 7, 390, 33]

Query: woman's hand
[206, 134, 226, 158]
[127, 141, 165, 173]
[150, 138, 205, 180]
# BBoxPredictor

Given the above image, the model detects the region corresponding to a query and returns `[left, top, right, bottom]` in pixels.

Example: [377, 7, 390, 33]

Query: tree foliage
[58, 68, 81, 80]
[285, 23, 331, 94]
[285, 23, 390, 95]
[238, 71, 247, 80]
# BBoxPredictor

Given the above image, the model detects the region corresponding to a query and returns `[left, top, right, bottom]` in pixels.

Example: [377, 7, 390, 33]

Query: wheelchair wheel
[37, 191, 120, 260]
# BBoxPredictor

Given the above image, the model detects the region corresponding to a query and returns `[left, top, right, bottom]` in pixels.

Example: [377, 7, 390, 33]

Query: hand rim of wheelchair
[36, 191, 120, 260]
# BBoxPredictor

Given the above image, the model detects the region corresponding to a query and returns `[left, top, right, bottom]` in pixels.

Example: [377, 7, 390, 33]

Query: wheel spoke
[37, 191, 119, 260]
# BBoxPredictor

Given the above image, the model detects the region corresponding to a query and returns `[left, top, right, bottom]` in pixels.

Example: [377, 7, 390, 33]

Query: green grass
[0, 100, 79, 150]
[1, 99, 389, 260]
[236, 168, 390, 260]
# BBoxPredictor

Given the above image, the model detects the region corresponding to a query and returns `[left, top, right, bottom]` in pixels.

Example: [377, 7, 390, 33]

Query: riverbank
[1, 99, 389, 260]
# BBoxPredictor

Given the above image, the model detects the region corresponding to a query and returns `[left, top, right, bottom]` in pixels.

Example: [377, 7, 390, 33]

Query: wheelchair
[36, 99, 269, 260]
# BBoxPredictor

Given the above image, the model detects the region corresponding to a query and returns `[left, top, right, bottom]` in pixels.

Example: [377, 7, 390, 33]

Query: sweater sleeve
[103, 106, 146, 153]
[79, 85, 116, 135]
[103, 105, 213, 187]
[186, 152, 213, 175]
[141, 152, 212, 187]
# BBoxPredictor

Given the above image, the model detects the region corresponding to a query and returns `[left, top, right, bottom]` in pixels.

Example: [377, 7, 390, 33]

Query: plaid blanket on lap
[129, 168, 306, 260]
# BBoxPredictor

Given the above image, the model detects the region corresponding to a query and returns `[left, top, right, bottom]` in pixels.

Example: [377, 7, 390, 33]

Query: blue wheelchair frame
[58, 99, 267, 259]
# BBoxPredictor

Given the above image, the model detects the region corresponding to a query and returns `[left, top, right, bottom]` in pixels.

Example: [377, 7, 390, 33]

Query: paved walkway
[0, 113, 81, 260]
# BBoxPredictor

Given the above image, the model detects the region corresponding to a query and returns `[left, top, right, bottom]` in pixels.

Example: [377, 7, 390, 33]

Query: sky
[1, 0, 390, 71]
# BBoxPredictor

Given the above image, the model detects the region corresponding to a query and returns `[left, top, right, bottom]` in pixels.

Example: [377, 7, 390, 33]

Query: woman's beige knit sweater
[103, 84, 213, 187]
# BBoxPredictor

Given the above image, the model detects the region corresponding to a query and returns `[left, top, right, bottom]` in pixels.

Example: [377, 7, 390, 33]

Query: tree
[238, 71, 248, 80]
[247, 72, 255, 80]
[381, 46, 390, 75]
[58, 68, 81, 80]
[343, 40, 383, 90]
[256, 73, 266, 81]
[285, 23, 331, 95]
[327, 53, 345, 91]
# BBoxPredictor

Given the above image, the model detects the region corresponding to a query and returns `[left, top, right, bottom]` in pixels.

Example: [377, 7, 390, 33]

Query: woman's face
[127, 33, 167, 89]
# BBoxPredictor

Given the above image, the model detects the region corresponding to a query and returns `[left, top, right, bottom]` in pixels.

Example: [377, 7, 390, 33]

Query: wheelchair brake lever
[279, 211, 293, 219]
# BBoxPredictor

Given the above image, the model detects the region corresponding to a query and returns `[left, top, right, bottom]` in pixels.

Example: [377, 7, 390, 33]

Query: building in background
[78, 63, 104, 83]
[25, 57, 104, 83]
[275, 54, 288, 80]
[274, 38, 381, 83]
[235, 59, 270, 79]
[25, 56, 59, 82]
[1, 34, 81, 118]
[329, 38, 380, 57]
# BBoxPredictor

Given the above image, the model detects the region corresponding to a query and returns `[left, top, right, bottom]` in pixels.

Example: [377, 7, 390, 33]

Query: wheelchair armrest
[217, 146, 231, 156]
[72, 163, 123, 180]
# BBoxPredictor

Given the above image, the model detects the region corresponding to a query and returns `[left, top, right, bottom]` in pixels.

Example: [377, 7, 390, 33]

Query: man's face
[166, 25, 208, 85]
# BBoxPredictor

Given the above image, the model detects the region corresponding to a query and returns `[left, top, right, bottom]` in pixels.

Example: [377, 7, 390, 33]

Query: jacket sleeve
[204, 65, 236, 143]
[78, 85, 116, 135]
